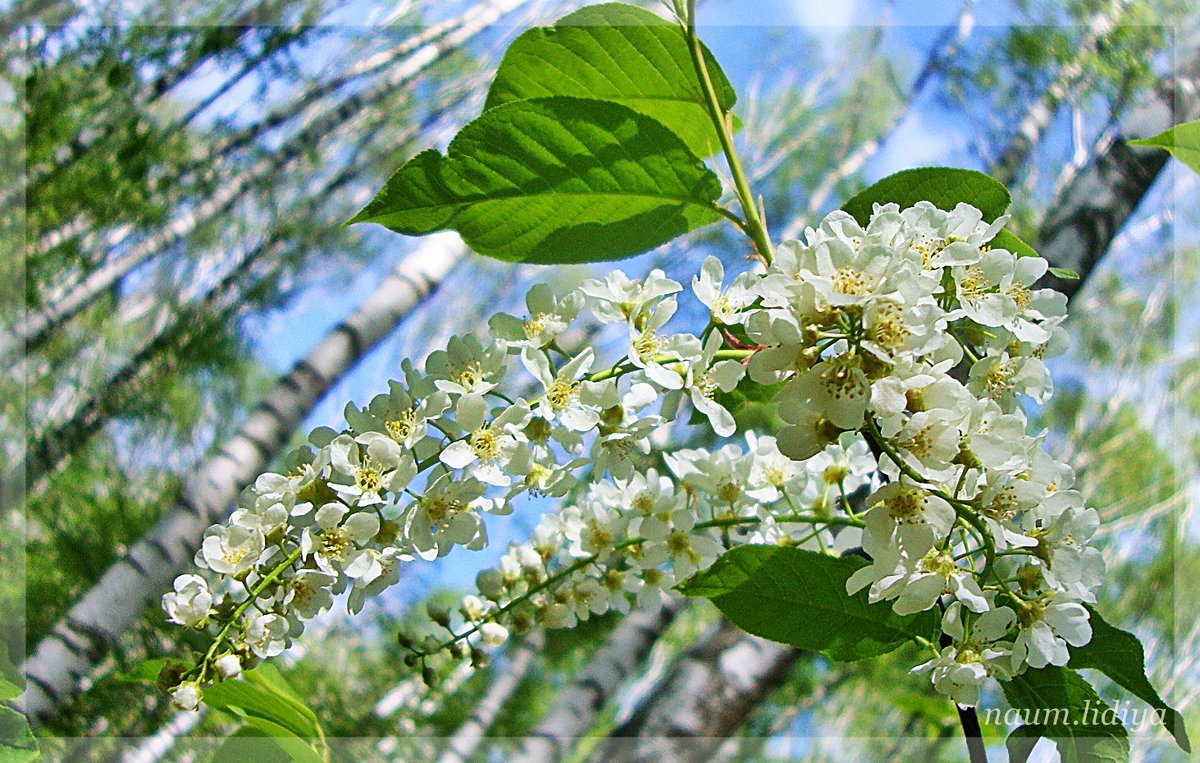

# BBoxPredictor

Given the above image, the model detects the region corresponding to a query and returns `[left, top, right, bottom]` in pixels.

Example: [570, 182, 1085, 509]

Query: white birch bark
[510, 600, 681, 763]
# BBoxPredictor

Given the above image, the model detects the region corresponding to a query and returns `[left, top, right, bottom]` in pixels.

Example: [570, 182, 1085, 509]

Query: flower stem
[682, 0, 774, 265]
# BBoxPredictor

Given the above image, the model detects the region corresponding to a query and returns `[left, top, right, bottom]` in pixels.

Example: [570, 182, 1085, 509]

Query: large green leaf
[1129, 119, 1200, 175]
[1002, 666, 1129, 763]
[840, 166, 1040, 257]
[484, 3, 736, 156]
[676, 545, 938, 661]
[1069, 606, 1189, 752]
[203, 665, 326, 763]
[841, 167, 1011, 224]
[349, 96, 724, 264]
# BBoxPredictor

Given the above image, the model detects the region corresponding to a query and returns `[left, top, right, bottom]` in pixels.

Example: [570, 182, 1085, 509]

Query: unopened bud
[476, 569, 505, 600]
[426, 602, 451, 628]
[214, 654, 242, 680]
[470, 647, 489, 669]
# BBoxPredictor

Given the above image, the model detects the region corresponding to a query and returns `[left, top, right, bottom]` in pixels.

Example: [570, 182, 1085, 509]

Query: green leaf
[991, 228, 1039, 259]
[1002, 666, 1129, 763]
[211, 725, 315, 763]
[0, 706, 37, 763]
[1068, 606, 1190, 752]
[676, 545, 938, 661]
[1048, 266, 1080, 280]
[484, 3, 736, 157]
[0, 651, 20, 703]
[349, 96, 723, 264]
[203, 666, 326, 762]
[1129, 119, 1200, 175]
[840, 167, 1012, 227]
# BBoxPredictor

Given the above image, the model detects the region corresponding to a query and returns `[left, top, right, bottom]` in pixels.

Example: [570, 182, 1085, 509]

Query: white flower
[775, 391, 842, 462]
[162, 574, 212, 627]
[328, 432, 417, 507]
[199, 523, 265, 576]
[637, 508, 723, 579]
[626, 297, 699, 391]
[440, 395, 529, 486]
[744, 432, 807, 503]
[579, 268, 681, 325]
[1005, 594, 1092, 670]
[345, 377, 450, 450]
[665, 443, 753, 511]
[285, 569, 337, 618]
[243, 613, 290, 659]
[300, 501, 380, 574]
[426, 334, 507, 396]
[782, 354, 871, 430]
[913, 639, 1011, 707]
[480, 622, 509, 647]
[347, 547, 407, 615]
[861, 481, 956, 561]
[592, 416, 658, 480]
[523, 347, 603, 432]
[681, 333, 745, 437]
[802, 434, 877, 500]
[489, 282, 583, 350]
[867, 548, 989, 615]
[405, 470, 489, 558]
[968, 350, 1052, 407]
[693, 256, 757, 325]
[563, 501, 627, 559]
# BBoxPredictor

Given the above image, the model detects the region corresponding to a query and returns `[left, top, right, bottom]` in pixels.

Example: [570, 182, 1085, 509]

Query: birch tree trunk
[4, 0, 527, 362]
[585, 619, 798, 763]
[510, 599, 681, 763]
[437, 631, 546, 763]
[19, 233, 466, 722]
[990, 0, 1128, 188]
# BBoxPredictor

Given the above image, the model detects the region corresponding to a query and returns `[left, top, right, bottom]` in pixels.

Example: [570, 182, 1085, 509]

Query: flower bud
[422, 667, 438, 688]
[214, 654, 242, 680]
[480, 623, 509, 647]
[170, 682, 202, 711]
[426, 602, 451, 628]
[476, 569, 505, 600]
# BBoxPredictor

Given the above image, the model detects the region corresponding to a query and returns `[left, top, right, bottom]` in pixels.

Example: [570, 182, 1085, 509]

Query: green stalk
[682, 0, 774, 264]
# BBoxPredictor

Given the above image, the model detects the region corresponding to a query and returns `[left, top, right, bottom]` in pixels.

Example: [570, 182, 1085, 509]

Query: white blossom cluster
[416, 432, 875, 653]
[162, 201, 1102, 711]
